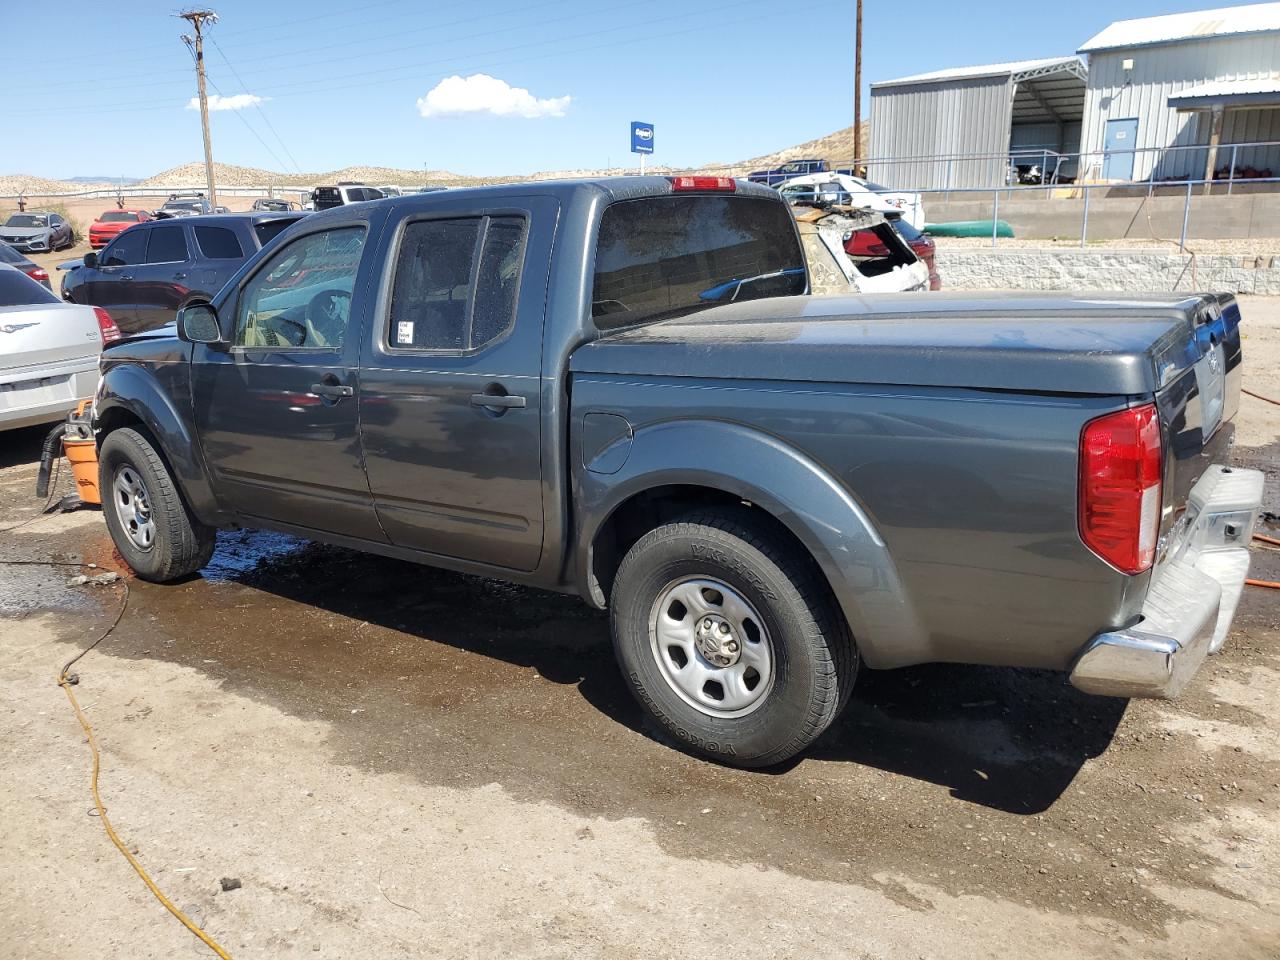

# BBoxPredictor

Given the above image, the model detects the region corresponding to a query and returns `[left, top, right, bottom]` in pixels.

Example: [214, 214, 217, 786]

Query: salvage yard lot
[1, 301, 1277, 960]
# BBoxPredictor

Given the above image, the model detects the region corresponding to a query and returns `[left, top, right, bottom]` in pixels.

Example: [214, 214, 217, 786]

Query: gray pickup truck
[92, 176, 1263, 767]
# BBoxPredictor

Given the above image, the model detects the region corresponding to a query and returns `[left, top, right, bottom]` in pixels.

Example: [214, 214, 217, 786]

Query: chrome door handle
[470, 393, 525, 410]
[311, 382, 354, 399]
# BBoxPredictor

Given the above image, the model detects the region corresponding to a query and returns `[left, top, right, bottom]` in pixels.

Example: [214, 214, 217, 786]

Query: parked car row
[61, 211, 304, 334]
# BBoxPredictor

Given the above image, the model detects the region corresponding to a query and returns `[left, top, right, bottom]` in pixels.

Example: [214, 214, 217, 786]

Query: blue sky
[0, 0, 1241, 178]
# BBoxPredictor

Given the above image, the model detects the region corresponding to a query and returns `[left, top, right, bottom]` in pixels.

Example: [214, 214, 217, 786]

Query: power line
[13, 0, 639, 97]
[2, 7, 772, 123]
[209, 37, 303, 174]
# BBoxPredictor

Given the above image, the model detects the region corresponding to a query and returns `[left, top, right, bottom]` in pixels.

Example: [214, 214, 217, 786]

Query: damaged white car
[793, 206, 929, 295]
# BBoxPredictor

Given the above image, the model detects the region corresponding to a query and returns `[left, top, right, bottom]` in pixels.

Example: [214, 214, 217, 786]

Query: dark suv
[62, 212, 304, 334]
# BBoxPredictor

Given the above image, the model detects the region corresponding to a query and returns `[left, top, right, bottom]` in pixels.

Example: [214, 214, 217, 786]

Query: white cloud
[186, 93, 266, 112]
[416, 74, 570, 119]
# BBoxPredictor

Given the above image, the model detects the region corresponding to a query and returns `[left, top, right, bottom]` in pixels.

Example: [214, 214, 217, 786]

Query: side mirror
[82, 251, 98, 269]
[178, 303, 225, 345]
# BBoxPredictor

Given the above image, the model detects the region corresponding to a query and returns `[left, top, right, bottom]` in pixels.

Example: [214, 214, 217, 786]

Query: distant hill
[2, 124, 872, 195]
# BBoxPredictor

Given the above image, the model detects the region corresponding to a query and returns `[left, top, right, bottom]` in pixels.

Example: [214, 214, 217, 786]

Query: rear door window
[387, 215, 527, 352]
[591, 195, 806, 330]
[145, 225, 189, 263]
[195, 226, 245, 259]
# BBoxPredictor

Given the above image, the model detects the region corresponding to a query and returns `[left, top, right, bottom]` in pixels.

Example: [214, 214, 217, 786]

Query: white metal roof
[1079, 2, 1280, 53]
[873, 57, 1084, 89]
[1167, 75, 1280, 106]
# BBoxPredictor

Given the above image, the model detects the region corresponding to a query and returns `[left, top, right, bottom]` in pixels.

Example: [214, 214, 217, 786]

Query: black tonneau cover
[573, 291, 1232, 396]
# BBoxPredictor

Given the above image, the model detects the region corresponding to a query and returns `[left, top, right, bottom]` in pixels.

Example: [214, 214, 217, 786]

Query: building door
[1102, 118, 1139, 180]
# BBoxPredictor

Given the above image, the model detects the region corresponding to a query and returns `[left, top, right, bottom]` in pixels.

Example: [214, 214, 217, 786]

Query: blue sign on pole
[631, 121, 655, 155]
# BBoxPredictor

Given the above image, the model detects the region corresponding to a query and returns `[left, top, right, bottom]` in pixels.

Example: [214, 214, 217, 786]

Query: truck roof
[293, 175, 782, 227]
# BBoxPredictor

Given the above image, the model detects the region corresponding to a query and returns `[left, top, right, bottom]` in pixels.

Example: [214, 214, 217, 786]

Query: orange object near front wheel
[62, 437, 101, 505]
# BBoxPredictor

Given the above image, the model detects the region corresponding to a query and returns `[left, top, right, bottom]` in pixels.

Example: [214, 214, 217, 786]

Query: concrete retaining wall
[941, 249, 1280, 294]
[922, 192, 1280, 241]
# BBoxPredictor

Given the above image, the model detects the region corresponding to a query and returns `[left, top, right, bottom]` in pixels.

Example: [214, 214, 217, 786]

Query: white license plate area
[0, 374, 74, 410]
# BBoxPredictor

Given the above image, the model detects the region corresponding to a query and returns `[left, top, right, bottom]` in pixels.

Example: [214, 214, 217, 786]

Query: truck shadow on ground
[203, 531, 1124, 816]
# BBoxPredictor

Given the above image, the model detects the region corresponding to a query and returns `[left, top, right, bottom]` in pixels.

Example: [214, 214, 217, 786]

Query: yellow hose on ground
[57, 581, 235, 960]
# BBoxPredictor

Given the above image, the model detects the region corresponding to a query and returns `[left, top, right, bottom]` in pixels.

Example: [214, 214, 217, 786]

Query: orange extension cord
[1249, 533, 1280, 590]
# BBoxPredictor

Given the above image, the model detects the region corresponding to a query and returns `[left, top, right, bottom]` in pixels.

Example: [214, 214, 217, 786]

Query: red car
[88, 209, 152, 249]
[845, 218, 942, 291]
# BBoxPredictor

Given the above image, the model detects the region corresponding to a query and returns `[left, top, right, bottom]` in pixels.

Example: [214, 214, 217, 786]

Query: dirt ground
[1, 301, 1278, 960]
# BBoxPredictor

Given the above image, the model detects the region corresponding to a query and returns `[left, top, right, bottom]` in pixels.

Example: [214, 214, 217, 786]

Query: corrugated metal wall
[1011, 120, 1084, 178]
[1081, 33, 1280, 181]
[868, 76, 1013, 190]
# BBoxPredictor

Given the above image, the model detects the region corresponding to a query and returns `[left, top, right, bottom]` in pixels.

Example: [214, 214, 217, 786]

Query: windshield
[592, 194, 806, 331]
[163, 200, 202, 211]
[5, 215, 47, 227]
[99, 211, 138, 222]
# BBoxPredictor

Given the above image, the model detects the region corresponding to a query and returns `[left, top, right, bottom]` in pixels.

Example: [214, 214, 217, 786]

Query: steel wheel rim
[648, 577, 775, 719]
[113, 466, 155, 551]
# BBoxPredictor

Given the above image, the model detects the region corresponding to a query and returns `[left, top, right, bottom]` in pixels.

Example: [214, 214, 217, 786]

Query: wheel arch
[575, 419, 929, 669]
[95, 365, 226, 526]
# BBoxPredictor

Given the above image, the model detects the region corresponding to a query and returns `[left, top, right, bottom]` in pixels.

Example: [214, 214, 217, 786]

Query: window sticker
[397, 320, 415, 345]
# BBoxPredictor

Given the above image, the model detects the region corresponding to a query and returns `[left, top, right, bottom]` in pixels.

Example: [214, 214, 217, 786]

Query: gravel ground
[0, 298, 1277, 960]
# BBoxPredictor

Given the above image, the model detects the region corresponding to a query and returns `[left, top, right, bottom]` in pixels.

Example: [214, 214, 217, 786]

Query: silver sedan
[0, 211, 75, 253]
[0, 263, 116, 431]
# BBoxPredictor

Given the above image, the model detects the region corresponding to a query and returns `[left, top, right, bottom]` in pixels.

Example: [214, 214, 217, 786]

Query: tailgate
[0, 302, 101, 372]
[1154, 293, 1243, 553]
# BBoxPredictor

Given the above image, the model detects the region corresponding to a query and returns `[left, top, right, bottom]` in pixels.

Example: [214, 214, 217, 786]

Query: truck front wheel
[99, 427, 215, 583]
[610, 508, 857, 768]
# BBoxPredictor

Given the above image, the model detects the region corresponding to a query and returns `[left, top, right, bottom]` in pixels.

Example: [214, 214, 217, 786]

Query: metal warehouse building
[867, 57, 1087, 190]
[1078, 2, 1280, 182]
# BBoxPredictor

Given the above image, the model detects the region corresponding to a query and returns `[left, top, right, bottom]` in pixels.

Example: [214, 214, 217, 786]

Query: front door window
[234, 227, 365, 349]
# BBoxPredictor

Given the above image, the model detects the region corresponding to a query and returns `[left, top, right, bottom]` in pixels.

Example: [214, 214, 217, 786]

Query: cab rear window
[591, 195, 805, 331]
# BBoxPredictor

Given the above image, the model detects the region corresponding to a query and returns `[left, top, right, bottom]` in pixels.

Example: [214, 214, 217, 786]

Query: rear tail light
[94, 306, 122, 345]
[669, 176, 736, 192]
[1079, 403, 1162, 574]
[25, 266, 49, 284]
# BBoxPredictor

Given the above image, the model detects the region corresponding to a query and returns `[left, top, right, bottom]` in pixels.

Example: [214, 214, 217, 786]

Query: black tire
[99, 427, 215, 582]
[610, 508, 858, 768]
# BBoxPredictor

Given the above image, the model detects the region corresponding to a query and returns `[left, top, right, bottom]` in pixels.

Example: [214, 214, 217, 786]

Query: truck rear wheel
[99, 427, 215, 583]
[610, 508, 857, 768]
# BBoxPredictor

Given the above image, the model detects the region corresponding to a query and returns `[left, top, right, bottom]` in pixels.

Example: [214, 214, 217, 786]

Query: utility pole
[853, 0, 863, 172]
[179, 9, 219, 209]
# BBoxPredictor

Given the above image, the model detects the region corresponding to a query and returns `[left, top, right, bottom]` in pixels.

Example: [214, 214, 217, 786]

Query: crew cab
[91, 176, 1262, 768]
[64, 212, 303, 334]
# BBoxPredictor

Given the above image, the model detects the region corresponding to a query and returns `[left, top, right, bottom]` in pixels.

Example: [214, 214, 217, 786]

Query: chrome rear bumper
[1070, 465, 1263, 699]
